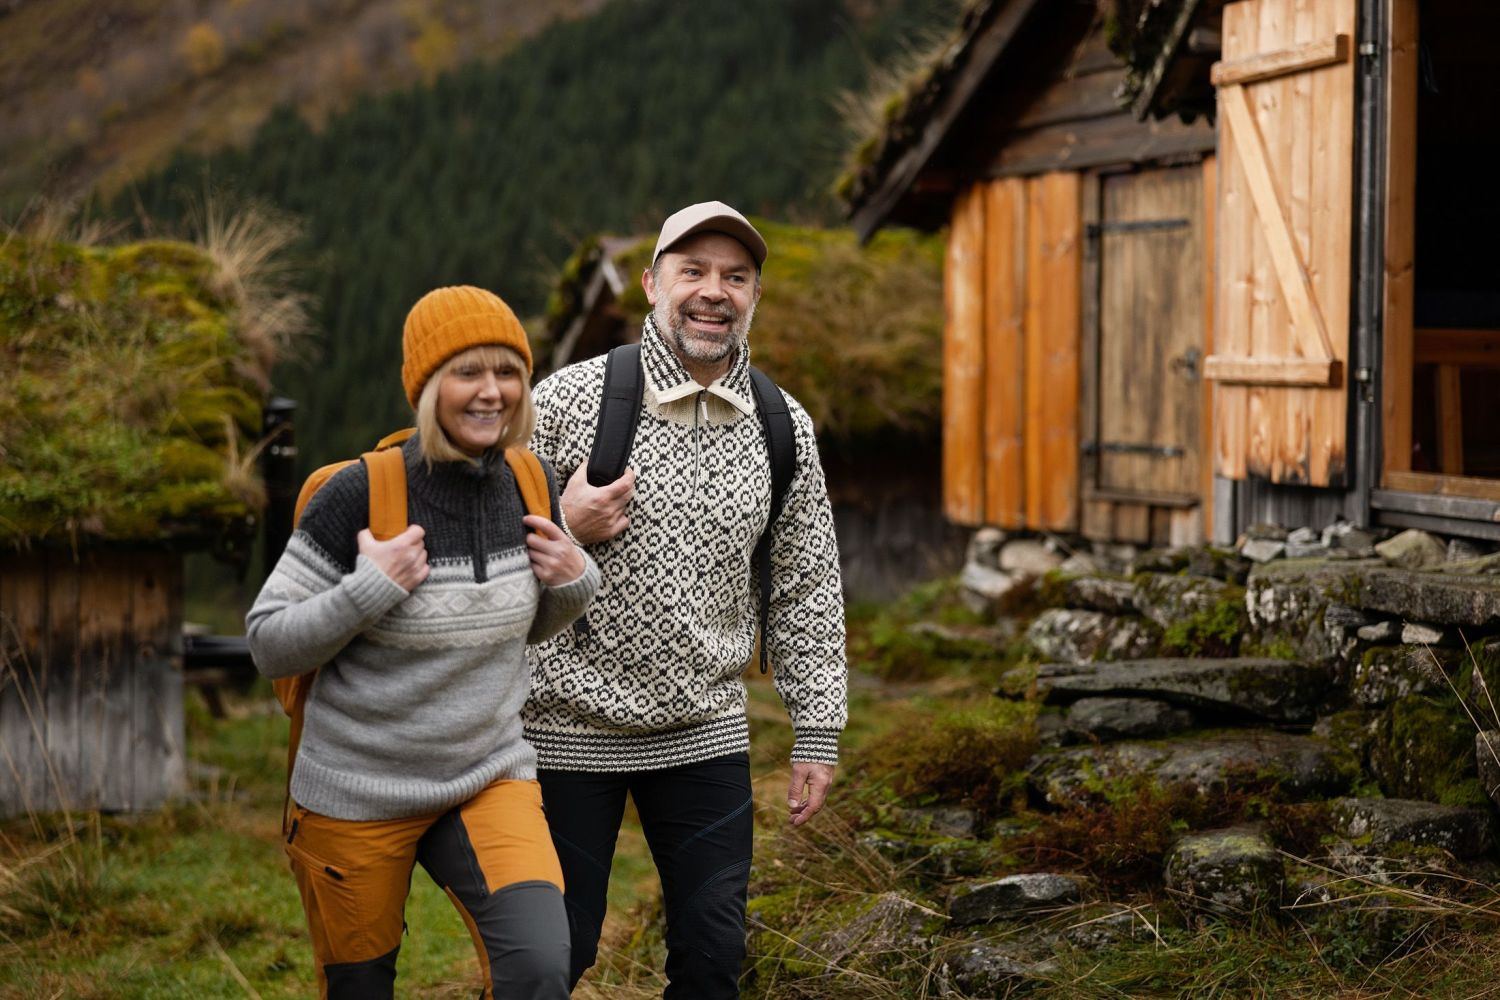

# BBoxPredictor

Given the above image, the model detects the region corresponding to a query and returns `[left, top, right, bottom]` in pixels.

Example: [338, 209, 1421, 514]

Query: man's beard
[655, 295, 755, 367]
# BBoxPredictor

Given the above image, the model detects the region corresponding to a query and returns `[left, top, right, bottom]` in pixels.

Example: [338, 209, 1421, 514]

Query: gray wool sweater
[247, 436, 599, 821]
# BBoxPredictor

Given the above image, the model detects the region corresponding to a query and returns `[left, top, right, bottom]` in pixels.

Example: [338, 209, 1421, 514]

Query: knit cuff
[346, 554, 412, 621]
[790, 727, 841, 766]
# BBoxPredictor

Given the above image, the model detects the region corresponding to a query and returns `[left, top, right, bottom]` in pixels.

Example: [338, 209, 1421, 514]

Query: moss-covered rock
[1369, 695, 1488, 807]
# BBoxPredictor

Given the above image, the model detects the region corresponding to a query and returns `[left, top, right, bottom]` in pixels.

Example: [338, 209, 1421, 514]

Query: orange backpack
[276, 428, 551, 808]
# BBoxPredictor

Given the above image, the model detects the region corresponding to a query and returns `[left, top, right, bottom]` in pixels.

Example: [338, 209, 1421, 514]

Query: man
[523, 201, 847, 998]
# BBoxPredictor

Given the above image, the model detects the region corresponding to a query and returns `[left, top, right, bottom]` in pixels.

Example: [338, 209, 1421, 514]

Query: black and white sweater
[523, 316, 847, 772]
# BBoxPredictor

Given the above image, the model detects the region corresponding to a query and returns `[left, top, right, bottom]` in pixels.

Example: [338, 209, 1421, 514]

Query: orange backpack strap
[374, 426, 416, 450]
[362, 446, 409, 541]
[505, 447, 551, 524]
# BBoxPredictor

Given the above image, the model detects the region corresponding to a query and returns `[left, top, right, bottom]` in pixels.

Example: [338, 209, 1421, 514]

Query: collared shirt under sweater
[522, 315, 847, 772]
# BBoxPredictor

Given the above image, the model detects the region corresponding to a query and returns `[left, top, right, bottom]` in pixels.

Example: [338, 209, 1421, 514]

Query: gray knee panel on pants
[475, 879, 571, 998]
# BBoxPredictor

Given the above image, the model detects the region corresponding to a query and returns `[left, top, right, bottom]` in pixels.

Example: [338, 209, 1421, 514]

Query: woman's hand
[357, 524, 430, 591]
[524, 515, 587, 586]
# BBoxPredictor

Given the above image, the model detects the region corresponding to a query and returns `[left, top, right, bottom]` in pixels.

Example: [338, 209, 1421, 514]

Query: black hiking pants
[538, 752, 754, 998]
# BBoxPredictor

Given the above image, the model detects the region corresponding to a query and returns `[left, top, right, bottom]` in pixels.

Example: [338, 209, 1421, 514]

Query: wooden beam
[1219, 83, 1335, 362]
[1131, 0, 1203, 119]
[1383, 471, 1500, 505]
[943, 186, 988, 525]
[1436, 365, 1464, 476]
[1203, 355, 1341, 386]
[987, 111, 1216, 178]
[983, 177, 1027, 527]
[1210, 33, 1350, 87]
[1414, 328, 1500, 367]
[851, 0, 1044, 240]
[1382, 0, 1418, 480]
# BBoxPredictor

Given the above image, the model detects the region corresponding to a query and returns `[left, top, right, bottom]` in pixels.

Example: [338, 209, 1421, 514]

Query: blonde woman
[248, 286, 597, 999]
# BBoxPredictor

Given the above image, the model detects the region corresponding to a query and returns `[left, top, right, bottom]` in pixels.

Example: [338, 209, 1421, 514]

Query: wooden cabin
[542, 222, 968, 599]
[1, 236, 271, 818]
[843, 0, 1500, 546]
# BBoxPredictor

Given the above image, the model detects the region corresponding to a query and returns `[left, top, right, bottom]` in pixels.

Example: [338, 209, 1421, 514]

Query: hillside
[114, 0, 954, 470]
[0, 0, 609, 216]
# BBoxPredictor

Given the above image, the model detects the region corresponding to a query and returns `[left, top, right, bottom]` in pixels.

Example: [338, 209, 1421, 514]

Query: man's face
[643, 231, 760, 371]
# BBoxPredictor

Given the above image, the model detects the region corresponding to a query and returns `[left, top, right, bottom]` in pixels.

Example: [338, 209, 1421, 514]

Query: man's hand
[787, 762, 835, 827]
[561, 464, 635, 544]
[357, 524, 429, 591]
[524, 515, 587, 586]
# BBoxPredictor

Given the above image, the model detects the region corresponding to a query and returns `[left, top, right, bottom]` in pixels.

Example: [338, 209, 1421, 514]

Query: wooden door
[1205, 0, 1356, 487]
[1093, 165, 1205, 500]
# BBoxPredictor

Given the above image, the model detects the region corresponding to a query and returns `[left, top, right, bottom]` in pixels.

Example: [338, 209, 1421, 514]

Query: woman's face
[436, 350, 524, 456]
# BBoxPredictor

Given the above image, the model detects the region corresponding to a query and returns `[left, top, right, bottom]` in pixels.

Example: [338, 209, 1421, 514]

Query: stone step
[1331, 797, 1495, 858]
[1028, 731, 1348, 809]
[1033, 657, 1331, 724]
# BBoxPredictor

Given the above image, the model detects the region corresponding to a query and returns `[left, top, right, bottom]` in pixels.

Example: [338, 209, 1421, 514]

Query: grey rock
[1400, 622, 1454, 646]
[1058, 552, 1103, 576]
[899, 805, 979, 840]
[1448, 538, 1485, 563]
[942, 943, 1045, 996]
[1035, 712, 1072, 749]
[1062, 906, 1159, 950]
[1477, 731, 1500, 808]
[1186, 547, 1252, 584]
[1129, 547, 1192, 576]
[1000, 539, 1064, 577]
[1035, 658, 1330, 724]
[1092, 542, 1138, 573]
[1132, 573, 1241, 631]
[1241, 538, 1287, 563]
[1064, 576, 1138, 615]
[1247, 559, 1382, 661]
[1375, 529, 1448, 570]
[949, 873, 1083, 926]
[960, 562, 1030, 616]
[1246, 523, 1290, 541]
[1065, 697, 1195, 742]
[1024, 609, 1159, 664]
[1355, 567, 1500, 627]
[1028, 733, 1347, 809]
[1356, 620, 1400, 643]
[1332, 797, 1495, 858]
[1165, 825, 1282, 921]
[1287, 526, 1320, 547]
[1286, 540, 1331, 560]
[967, 527, 1008, 569]
[802, 891, 937, 966]
[1324, 521, 1380, 551]
[1349, 646, 1445, 707]
[1324, 604, 1375, 663]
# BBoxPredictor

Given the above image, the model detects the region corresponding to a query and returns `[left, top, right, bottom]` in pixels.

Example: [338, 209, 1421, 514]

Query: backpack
[584, 343, 795, 673]
[276, 427, 551, 817]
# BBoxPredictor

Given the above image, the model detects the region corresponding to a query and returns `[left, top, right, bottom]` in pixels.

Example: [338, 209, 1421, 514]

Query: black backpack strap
[586, 343, 644, 487]
[748, 365, 797, 674]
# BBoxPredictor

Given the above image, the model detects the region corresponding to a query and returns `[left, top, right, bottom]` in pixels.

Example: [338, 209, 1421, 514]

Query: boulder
[1375, 529, 1447, 570]
[1349, 646, 1446, 707]
[1354, 566, 1500, 627]
[1024, 609, 1159, 664]
[1332, 797, 1495, 858]
[1400, 622, 1456, 646]
[942, 943, 1046, 997]
[1065, 697, 1195, 742]
[1246, 559, 1379, 661]
[1241, 538, 1286, 563]
[967, 527, 1008, 569]
[1034, 658, 1331, 724]
[1028, 732, 1347, 809]
[1165, 825, 1283, 921]
[960, 562, 1031, 616]
[1356, 620, 1400, 644]
[1063, 576, 1138, 616]
[1368, 693, 1485, 805]
[1478, 731, 1500, 808]
[1001, 539, 1064, 576]
[1058, 552, 1103, 576]
[949, 873, 1084, 926]
[1132, 573, 1241, 631]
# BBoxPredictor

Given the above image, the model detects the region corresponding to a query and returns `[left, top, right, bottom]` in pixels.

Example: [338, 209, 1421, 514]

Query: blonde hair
[414, 345, 536, 464]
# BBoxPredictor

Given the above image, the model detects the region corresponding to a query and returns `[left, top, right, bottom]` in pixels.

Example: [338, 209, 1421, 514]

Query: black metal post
[262, 396, 298, 582]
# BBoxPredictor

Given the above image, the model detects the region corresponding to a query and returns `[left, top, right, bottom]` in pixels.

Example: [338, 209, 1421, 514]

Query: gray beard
[654, 296, 755, 368]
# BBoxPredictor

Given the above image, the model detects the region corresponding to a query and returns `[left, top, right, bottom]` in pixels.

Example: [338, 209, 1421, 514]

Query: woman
[247, 285, 597, 999]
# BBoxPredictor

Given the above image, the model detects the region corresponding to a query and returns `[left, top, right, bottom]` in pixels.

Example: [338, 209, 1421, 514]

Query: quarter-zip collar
[401, 434, 503, 583]
[641, 313, 755, 416]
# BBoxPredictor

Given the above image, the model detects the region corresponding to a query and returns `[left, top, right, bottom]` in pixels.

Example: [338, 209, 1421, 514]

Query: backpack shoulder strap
[586, 343, 644, 487]
[747, 365, 798, 674]
[505, 447, 552, 523]
[362, 446, 408, 541]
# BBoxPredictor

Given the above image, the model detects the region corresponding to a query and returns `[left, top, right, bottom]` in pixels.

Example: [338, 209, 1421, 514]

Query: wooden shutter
[1206, 0, 1355, 486]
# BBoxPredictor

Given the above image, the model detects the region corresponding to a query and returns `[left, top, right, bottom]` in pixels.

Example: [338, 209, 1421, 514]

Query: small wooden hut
[542, 221, 967, 599]
[1, 236, 271, 818]
[843, 0, 1500, 545]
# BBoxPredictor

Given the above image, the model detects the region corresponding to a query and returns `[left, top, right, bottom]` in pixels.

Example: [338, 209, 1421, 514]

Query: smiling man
[522, 202, 848, 998]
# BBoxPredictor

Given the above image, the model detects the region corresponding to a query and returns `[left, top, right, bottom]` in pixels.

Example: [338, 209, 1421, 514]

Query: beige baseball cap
[652, 200, 768, 268]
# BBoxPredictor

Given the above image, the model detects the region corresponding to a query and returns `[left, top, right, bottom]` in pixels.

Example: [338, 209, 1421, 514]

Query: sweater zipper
[694, 389, 707, 486]
[473, 464, 488, 583]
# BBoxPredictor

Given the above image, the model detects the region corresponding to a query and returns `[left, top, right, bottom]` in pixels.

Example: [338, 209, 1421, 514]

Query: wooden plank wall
[0, 548, 186, 818]
[942, 172, 1080, 531]
[1382, 0, 1418, 479]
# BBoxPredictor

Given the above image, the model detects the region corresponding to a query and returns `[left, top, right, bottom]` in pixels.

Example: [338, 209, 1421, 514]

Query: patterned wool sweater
[523, 316, 847, 772]
[246, 436, 599, 820]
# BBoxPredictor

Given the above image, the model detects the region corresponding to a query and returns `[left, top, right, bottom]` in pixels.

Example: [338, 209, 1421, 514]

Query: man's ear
[641, 267, 658, 306]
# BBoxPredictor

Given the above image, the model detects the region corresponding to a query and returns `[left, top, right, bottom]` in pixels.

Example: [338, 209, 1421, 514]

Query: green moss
[0, 235, 265, 547]
[1161, 590, 1248, 657]
[1372, 695, 1486, 807]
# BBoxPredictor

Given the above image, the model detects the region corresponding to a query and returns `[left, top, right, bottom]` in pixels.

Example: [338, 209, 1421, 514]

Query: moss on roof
[568, 220, 944, 442]
[0, 235, 268, 547]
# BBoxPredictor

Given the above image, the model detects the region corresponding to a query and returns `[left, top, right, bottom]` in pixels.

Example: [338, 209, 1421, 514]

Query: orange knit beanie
[401, 285, 533, 407]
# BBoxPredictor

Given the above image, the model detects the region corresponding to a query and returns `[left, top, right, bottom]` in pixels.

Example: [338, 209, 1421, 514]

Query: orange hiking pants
[283, 778, 568, 999]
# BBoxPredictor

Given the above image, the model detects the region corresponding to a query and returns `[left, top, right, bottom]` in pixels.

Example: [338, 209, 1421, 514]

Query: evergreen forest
[114, 0, 953, 469]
